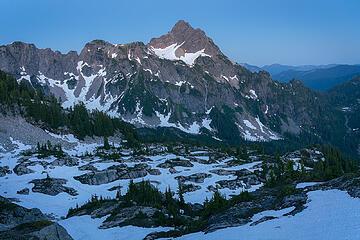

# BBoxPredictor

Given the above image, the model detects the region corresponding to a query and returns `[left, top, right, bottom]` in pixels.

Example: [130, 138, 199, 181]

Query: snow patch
[45, 131, 78, 143]
[10, 137, 32, 153]
[296, 182, 324, 189]
[130, 101, 146, 125]
[60, 62, 116, 112]
[243, 120, 257, 130]
[144, 68, 153, 74]
[206, 106, 214, 115]
[243, 130, 258, 141]
[221, 75, 229, 81]
[59, 215, 172, 240]
[230, 75, 238, 81]
[249, 89, 258, 99]
[202, 118, 212, 131]
[175, 190, 360, 240]
[155, 111, 200, 134]
[151, 42, 211, 66]
[255, 117, 265, 133]
[18, 66, 31, 83]
[175, 80, 186, 87]
[212, 136, 222, 141]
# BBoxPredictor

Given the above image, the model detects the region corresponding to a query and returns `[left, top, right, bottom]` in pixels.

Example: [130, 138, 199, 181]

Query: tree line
[0, 70, 139, 146]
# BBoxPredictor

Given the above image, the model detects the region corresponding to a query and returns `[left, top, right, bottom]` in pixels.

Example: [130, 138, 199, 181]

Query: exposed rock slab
[74, 163, 150, 185]
[29, 178, 78, 196]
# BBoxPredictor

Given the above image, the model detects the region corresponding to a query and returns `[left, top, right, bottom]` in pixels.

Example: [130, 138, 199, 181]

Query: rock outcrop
[0, 196, 73, 239]
[175, 173, 212, 184]
[74, 163, 150, 185]
[0, 166, 11, 177]
[30, 177, 78, 196]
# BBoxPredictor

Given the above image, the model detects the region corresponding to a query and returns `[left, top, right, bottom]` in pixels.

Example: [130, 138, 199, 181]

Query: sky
[0, 0, 359, 66]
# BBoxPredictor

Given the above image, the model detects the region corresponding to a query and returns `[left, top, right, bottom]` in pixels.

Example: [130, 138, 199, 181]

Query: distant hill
[241, 63, 339, 76]
[326, 76, 360, 140]
[272, 65, 360, 91]
[327, 75, 360, 111]
[261, 64, 338, 76]
[239, 63, 262, 72]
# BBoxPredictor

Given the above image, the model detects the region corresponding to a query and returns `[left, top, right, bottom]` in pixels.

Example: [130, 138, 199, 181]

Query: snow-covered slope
[57, 189, 360, 240]
[174, 189, 360, 240]
[0, 136, 263, 217]
[1, 129, 359, 239]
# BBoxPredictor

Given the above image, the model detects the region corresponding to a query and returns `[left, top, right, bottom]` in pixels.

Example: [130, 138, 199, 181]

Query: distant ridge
[272, 64, 360, 90]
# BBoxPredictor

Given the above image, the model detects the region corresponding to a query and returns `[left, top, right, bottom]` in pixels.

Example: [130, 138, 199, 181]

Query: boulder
[176, 173, 212, 184]
[0, 196, 49, 231]
[182, 183, 201, 193]
[101, 206, 158, 229]
[0, 221, 73, 240]
[0, 166, 12, 177]
[157, 159, 194, 168]
[209, 169, 236, 176]
[13, 164, 34, 175]
[74, 163, 150, 185]
[147, 168, 161, 175]
[51, 157, 78, 167]
[17, 188, 29, 195]
[29, 177, 78, 196]
[33, 222, 73, 240]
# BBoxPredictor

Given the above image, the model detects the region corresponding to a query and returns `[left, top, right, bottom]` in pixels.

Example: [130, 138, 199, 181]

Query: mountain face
[0, 20, 358, 155]
[148, 20, 222, 60]
[272, 65, 360, 91]
[327, 76, 360, 136]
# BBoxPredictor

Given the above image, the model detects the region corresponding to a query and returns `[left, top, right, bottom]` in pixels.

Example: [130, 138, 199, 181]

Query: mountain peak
[170, 20, 194, 34]
[148, 20, 222, 61]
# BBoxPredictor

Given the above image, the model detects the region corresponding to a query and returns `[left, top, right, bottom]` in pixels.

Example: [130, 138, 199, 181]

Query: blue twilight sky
[0, 0, 359, 66]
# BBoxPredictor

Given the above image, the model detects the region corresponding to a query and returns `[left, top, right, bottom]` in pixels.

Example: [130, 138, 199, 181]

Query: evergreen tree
[236, 146, 241, 157]
[116, 186, 121, 199]
[104, 136, 110, 150]
[242, 146, 249, 160]
[165, 187, 177, 217]
[167, 144, 173, 153]
[202, 189, 228, 218]
[261, 162, 269, 179]
[177, 181, 185, 209]
[300, 159, 306, 176]
[185, 145, 189, 154]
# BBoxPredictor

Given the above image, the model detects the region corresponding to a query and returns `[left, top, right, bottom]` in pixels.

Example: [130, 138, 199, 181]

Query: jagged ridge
[0, 20, 358, 156]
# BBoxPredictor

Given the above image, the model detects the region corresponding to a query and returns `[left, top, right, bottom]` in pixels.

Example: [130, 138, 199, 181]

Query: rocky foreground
[0, 196, 73, 240]
[0, 124, 359, 239]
